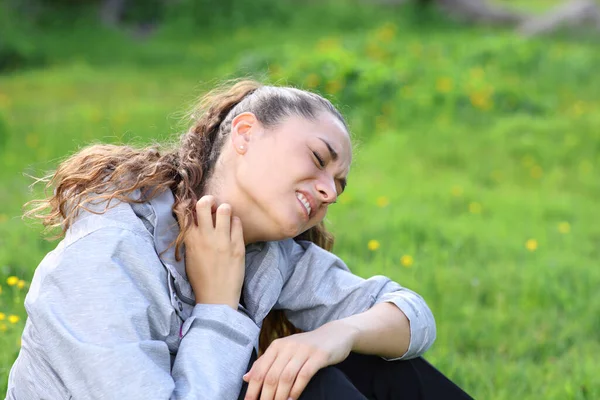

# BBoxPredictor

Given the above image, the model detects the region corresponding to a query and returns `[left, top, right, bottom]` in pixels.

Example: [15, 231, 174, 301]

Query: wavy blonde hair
[25, 79, 347, 354]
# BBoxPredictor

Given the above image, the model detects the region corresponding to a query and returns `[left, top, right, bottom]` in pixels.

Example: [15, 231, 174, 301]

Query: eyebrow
[318, 138, 338, 161]
[318, 137, 347, 193]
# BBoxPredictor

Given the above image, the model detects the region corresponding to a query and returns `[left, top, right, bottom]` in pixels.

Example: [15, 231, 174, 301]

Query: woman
[7, 80, 470, 399]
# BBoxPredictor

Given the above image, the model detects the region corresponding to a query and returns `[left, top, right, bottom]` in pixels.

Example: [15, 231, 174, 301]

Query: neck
[203, 167, 264, 246]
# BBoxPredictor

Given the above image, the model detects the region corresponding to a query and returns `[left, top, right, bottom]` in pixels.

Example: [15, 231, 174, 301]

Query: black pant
[238, 351, 473, 399]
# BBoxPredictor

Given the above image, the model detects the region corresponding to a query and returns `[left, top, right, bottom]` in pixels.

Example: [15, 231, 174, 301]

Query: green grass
[1, 2, 599, 398]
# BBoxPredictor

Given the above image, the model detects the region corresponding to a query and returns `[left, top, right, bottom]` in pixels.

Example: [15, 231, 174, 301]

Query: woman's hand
[183, 195, 245, 310]
[243, 320, 359, 400]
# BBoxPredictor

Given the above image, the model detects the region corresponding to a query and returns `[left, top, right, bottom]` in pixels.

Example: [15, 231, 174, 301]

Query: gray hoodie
[6, 188, 435, 400]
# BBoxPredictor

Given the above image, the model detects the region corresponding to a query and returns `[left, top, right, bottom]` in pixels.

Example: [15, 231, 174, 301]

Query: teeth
[296, 192, 312, 216]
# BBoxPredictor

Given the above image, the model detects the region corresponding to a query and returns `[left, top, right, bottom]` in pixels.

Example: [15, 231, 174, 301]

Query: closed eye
[313, 151, 325, 168]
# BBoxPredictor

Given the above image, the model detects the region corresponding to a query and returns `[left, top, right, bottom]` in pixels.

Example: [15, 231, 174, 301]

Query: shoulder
[275, 238, 342, 280]
[26, 220, 164, 307]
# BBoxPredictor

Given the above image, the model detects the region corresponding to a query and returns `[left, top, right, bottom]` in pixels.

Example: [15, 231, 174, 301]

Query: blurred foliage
[1, 1, 599, 399]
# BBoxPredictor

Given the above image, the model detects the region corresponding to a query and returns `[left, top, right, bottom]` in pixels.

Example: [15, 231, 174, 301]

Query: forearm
[335, 302, 410, 359]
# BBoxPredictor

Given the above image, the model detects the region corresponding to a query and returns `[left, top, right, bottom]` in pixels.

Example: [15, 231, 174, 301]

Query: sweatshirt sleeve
[22, 227, 259, 400]
[275, 240, 436, 360]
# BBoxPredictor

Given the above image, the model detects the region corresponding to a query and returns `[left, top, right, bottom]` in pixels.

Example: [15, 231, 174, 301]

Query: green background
[1, 1, 599, 398]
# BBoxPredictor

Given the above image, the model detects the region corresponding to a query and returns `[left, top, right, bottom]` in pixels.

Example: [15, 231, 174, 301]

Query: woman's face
[229, 111, 352, 242]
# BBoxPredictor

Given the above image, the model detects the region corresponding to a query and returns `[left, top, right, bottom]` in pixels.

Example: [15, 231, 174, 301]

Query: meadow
[1, 2, 599, 398]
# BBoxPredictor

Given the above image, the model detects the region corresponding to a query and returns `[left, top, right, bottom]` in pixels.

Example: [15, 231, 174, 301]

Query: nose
[315, 175, 338, 204]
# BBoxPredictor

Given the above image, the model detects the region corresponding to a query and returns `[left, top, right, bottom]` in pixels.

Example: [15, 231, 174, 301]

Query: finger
[195, 195, 216, 233]
[214, 203, 232, 239]
[231, 216, 244, 247]
[288, 359, 321, 400]
[245, 350, 279, 400]
[273, 358, 306, 400]
[259, 353, 293, 400]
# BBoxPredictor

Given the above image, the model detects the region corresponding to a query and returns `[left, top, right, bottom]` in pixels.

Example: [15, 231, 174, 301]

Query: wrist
[326, 319, 361, 351]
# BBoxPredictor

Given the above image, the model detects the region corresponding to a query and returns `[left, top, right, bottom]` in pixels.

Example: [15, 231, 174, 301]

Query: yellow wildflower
[0, 312, 5, 320]
[0, 285, 2, 294]
[376, 196, 390, 208]
[368, 240, 381, 251]
[558, 222, 571, 234]
[451, 186, 463, 197]
[400, 255, 414, 268]
[469, 91, 493, 111]
[526, 239, 538, 252]
[17, 280, 26, 289]
[436, 77, 453, 93]
[8, 315, 20, 324]
[0, 214, 7, 223]
[0, 324, 7, 332]
[469, 202, 482, 214]
[7, 276, 18, 286]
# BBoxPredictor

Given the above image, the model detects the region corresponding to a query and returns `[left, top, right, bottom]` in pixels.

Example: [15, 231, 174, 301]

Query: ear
[231, 112, 258, 155]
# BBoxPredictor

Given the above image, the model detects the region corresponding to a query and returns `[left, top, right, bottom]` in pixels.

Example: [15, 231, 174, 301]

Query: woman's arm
[333, 301, 410, 359]
[13, 226, 257, 400]
[276, 239, 436, 360]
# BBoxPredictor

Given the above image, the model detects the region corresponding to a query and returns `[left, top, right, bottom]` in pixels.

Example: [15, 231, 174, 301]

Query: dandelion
[530, 165, 543, 179]
[376, 196, 390, 208]
[558, 222, 571, 234]
[0, 285, 2, 294]
[469, 91, 493, 111]
[400, 255, 414, 268]
[451, 186, 463, 197]
[8, 315, 20, 324]
[7, 276, 18, 286]
[469, 202, 482, 214]
[368, 240, 381, 251]
[526, 239, 538, 252]
[0, 324, 7, 332]
[17, 280, 26, 289]
[0, 312, 5, 320]
[436, 77, 453, 93]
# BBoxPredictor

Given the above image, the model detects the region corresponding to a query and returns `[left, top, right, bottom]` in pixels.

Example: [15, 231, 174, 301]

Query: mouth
[296, 191, 313, 219]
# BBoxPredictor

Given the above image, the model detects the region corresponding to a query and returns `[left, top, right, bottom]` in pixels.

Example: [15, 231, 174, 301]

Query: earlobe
[231, 112, 256, 155]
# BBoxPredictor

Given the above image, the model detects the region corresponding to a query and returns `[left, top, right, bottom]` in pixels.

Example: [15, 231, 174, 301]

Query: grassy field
[1, 2, 599, 398]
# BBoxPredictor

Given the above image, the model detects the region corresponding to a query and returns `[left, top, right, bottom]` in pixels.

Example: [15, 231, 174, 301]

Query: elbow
[409, 299, 437, 358]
